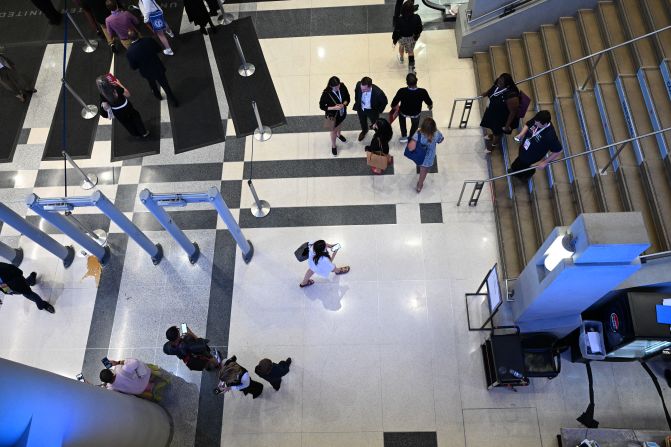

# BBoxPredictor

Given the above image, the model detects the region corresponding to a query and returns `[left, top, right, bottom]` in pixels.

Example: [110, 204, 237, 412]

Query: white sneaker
[165, 29, 174, 38]
[163, 48, 174, 56]
[398, 54, 404, 64]
[399, 136, 409, 143]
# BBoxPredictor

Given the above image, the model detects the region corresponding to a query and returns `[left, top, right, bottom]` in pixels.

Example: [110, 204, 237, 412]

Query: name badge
[523, 139, 531, 150]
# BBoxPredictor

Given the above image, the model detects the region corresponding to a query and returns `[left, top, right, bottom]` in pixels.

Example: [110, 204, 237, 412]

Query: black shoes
[43, 303, 55, 314]
[337, 135, 347, 142]
[26, 272, 37, 286]
[331, 147, 337, 156]
[357, 130, 367, 141]
[286, 357, 292, 366]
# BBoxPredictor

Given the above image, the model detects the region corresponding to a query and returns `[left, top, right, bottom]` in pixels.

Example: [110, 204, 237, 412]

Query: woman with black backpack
[215, 355, 264, 399]
[392, 0, 423, 73]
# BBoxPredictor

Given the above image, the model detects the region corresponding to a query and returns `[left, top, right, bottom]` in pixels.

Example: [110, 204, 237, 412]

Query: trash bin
[579, 320, 606, 360]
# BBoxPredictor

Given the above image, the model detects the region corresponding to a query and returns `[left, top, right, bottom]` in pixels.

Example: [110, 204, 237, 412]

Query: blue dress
[412, 130, 444, 168]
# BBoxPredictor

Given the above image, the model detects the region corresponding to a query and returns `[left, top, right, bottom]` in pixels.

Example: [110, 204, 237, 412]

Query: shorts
[399, 36, 416, 53]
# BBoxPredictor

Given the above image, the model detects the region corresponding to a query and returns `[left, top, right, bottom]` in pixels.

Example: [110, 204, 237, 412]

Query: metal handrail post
[216, 0, 234, 25]
[599, 141, 629, 174]
[252, 101, 271, 141]
[65, 11, 98, 53]
[62, 151, 98, 190]
[448, 99, 459, 129]
[234, 34, 255, 77]
[579, 53, 603, 91]
[61, 79, 98, 119]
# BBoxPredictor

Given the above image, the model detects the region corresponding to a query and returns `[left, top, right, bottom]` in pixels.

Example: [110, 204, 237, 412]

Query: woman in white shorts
[299, 240, 350, 288]
[392, 0, 423, 72]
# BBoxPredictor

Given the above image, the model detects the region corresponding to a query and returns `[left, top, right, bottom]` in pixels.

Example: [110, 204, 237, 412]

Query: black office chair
[520, 333, 561, 379]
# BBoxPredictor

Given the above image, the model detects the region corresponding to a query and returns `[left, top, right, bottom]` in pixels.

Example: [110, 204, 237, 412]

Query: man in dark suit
[254, 357, 291, 391]
[0, 263, 55, 314]
[30, 0, 63, 25]
[353, 76, 388, 141]
[126, 29, 179, 107]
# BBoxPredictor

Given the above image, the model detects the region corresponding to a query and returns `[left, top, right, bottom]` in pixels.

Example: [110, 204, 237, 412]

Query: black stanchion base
[152, 243, 164, 266]
[100, 245, 112, 266]
[242, 240, 253, 264]
[11, 247, 23, 267]
[189, 242, 200, 265]
[63, 246, 76, 268]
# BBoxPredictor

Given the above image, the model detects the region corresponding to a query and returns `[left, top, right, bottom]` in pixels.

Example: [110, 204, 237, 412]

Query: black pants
[146, 73, 177, 104]
[30, 0, 62, 23]
[22, 290, 49, 310]
[115, 102, 147, 137]
[509, 157, 535, 181]
[8, 276, 48, 310]
[241, 379, 264, 399]
[357, 109, 379, 133]
[399, 114, 420, 138]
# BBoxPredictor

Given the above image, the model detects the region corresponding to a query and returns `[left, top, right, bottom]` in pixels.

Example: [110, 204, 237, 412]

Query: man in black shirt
[508, 110, 563, 181]
[0, 263, 54, 313]
[163, 325, 220, 371]
[390, 73, 433, 143]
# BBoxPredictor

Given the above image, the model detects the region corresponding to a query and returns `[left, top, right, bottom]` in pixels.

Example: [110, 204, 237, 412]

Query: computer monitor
[485, 264, 502, 314]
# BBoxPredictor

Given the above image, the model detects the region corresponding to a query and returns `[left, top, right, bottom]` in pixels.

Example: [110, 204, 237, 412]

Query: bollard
[234, 34, 255, 77]
[0, 202, 75, 268]
[62, 151, 98, 190]
[65, 12, 98, 53]
[66, 212, 108, 247]
[252, 101, 271, 141]
[247, 179, 270, 218]
[139, 189, 200, 264]
[216, 0, 234, 25]
[61, 79, 98, 119]
[0, 241, 23, 266]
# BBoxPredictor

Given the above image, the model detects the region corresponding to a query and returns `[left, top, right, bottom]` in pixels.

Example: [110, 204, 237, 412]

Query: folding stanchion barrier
[0, 202, 75, 267]
[65, 11, 98, 53]
[0, 240, 23, 266]
[61, 79, 98, 119]
[233, 34, 255, 77]
[216, 0, 235, 25]
[26, 191, 164, 266]
[139, 186, 253, 264]
[252, 100, 271, 141]
[62, 151, 98, 190]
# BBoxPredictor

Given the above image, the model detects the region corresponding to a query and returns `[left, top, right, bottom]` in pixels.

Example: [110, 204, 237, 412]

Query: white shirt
[231, 372, 250, 391]
[107, 358, 150, 395]
[361, 90, 372, 110]
[138, 0, 162, 22]
[307, 242, 335, 278]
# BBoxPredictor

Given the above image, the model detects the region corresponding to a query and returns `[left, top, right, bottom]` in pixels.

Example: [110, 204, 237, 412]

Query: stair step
[512, 178, 539, 263]
[559, 17, 592, 90]
[541, 24, 574, 98]
[618, 0, 659, 67]
[618, 74, 671, 249]
[546, 111, 578, 226]
[506, 39, 537, 110]
[641, 0, 671, 60]
[598, 81, 663, 251]
[639, 67, 671, 160]
[556, 97, 602, 213]
[578, 9, 615, 83]
[577, 90, 626, 212]
[490, 45, 510, 77]
[523, 32, 554, 104]
[598, 1, 637, 75]
[474, 52, 494, 117]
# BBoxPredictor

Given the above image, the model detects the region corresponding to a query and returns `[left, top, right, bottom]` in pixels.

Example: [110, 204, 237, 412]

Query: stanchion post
[139, 189, 200, 264]
[216, 0, 234, 25]
[61, 79, 98, 119]
[92, 191, 163, 265]
[0, 241, 23, 266]
[62, 151, 98, 190]
[65, 12, 99, 53]
[207, 186, 253, 263]
[26, 194, 110, 266]
[247, 179, 270, 218]
[0, 202, 74, 268]
[234, 34, 255, 77]
[252, 101, 271, 141]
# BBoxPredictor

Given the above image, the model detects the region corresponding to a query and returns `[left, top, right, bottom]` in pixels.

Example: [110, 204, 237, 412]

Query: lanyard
[530, 123, 549, 139]
[332, 88, 342, 103]
[491, 87, 507, 97]
[329, 91, 344, 116]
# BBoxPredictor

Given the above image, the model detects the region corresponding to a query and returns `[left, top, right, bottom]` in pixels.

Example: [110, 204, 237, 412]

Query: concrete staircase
[471, 0, 671, 279]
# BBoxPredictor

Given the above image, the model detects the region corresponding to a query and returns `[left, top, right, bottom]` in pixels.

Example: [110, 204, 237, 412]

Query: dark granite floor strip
[244, 158, 394, 179]
[221, 181, 242, 209]
[139, 163, 223, 183]
[34, 167, 121, 187]
[223, 137, 246, 162]
[132, 210, 219, 231]
[239, 204, 396, 228]
[271, 111, 433, 135]
[419, 202, 443, 223]
[113, 184, 139, 213]
[238, 5, 452, 40]
[194, 229, 237, 446]
[26, 214, 111, 234]
[0, 172, 18, 189]
[81, 233, 129, 378]
[384, 432, 438, 447]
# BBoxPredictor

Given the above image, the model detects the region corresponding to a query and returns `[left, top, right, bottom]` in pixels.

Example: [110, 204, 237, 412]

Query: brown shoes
[357, 130, 367, 141]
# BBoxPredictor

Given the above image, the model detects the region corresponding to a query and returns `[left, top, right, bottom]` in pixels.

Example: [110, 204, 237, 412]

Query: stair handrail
[640, 250, 671, 263]
[448, 23, 671, 128]
[456, 127, 671, 206]
[467, 0, 535, 27]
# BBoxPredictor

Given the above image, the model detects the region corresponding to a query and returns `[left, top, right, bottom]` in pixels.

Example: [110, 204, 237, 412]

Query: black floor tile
[113, 184, 139, 213]
[139, 163, 223, 183]
[34, 167, 121, 187]
[384, 432, 438, 447]
[26, 213, 111, 235]
[221, 180, 242, 209]
[243, 158, 394, 179]
[310, 7, 368, 36]
[239, 204, 396, 228]
[224, 137, 246, 162]
[132, 210, 218, 231]
[244, 9, 311, 39]
[419, 202, 443, 223]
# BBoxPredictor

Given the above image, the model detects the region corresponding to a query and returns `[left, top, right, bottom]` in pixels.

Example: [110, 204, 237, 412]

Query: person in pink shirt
[99, 358, 169, 402]
[104, 0, 139, 50]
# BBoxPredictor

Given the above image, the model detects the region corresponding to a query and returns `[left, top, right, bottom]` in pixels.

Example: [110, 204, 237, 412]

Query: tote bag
[403, 133, 427, 165]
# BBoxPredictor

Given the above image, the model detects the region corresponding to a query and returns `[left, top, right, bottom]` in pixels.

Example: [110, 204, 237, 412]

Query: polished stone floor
[1, 1, 670, 446]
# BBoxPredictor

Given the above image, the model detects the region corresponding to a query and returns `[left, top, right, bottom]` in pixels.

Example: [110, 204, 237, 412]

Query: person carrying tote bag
[319, 76, 350, 157]
[366, 117, 394, 174]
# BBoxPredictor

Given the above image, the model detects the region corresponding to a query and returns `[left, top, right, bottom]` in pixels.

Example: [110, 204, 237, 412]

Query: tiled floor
[1, 1, 670, 446]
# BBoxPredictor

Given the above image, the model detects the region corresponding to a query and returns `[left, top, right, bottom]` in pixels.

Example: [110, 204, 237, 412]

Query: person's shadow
[300, 279, 349, 311]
